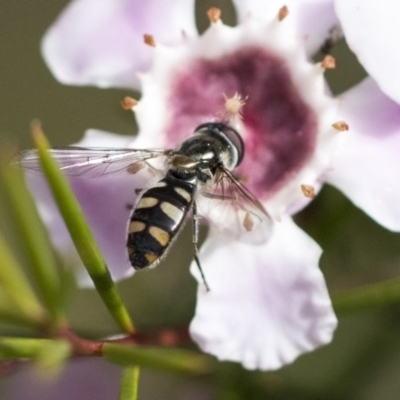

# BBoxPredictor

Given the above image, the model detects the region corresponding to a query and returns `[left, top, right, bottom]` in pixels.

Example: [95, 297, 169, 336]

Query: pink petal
[190, 218, 337, 370]
[326, 77, 400, 231]
[42, 0, 197, 89]
[335, 0, 400, 104]
[27, 130, 148, 286]
[232, 0, 339, 55]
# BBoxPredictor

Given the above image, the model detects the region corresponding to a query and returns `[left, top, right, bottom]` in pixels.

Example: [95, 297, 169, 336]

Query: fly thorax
[175, 123, 244, 172]
[191, 123, 244, 170]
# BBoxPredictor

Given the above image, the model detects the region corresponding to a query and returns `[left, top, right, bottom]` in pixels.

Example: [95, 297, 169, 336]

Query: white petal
[326, 77, 400, 231]
[42, 0, 197, 89]
[335, 0, 400, 104]
[27, 130, 148, 286]
[190, 218, 337, 370]
[232, 0, 339, 55]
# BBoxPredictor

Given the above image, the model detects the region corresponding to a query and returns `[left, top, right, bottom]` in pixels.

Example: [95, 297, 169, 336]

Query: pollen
[321, 55, 336, 69]
[278, 6, 289, 21]
[144, 34, 156, 47]
[121, 96, 138, 110]
[332, 121, 349, 131]
[301, 184, 316, 198]
[207, 7, 221, 24]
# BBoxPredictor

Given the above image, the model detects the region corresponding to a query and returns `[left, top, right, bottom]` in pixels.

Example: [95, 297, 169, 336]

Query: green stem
[1, 149, 64, 325]
[103, 344, 212, 374]
[118, 366, 140, 400]
[32, 125, 134, 334]
[0, 232, 45, 325]
[0, 337, 70, 360]
[333, 277, 400, 315]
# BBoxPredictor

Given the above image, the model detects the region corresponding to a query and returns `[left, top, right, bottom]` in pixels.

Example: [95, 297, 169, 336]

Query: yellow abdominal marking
[160, 202, 184, 222]
[127, 246, 135, 255]
[154, 181, 167, 188]
[136, 197, 159, 209]
[174, 187, 191, 202]
[128, 221, 146, 233]
[145, 253, 158, 264]
[149, 226, 170, 247]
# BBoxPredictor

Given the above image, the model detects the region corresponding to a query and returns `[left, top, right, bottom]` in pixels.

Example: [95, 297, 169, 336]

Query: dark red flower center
[166, 46, 318, 199]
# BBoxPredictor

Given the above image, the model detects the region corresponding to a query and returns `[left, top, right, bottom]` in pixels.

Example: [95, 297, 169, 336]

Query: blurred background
[1, 1, 400, 399]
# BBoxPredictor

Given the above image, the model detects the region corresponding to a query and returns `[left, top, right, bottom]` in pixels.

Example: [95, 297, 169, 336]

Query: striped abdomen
[127, 173, 196, 269]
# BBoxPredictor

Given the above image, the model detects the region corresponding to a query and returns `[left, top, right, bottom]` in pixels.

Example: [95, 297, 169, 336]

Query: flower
[32, 0, 400, 370]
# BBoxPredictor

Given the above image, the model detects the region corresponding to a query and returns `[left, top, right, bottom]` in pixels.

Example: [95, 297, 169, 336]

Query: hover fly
[18, 122, 273, 290]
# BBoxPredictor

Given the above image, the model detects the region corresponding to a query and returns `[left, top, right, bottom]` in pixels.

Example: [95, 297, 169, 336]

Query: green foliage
[118, 367, 140, 400]
[103, 344, 213, 374]
[0, 337, 70, 374]
[0, 148, 64, 325]
[32, 127, 134, 334]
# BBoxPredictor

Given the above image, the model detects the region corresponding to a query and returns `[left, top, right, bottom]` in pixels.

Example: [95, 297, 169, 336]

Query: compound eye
[218, 125, 244, 166]
[193, 123, 245, 167]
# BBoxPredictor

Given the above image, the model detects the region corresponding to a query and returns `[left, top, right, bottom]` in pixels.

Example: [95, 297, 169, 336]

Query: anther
[321, 55, 336, 69]
[120, 96, 138, 110]
[30, 119, 43, 139]
[144, 34, 156, 47]
[224, 93, 246, 119]
[301, 184, 316, 198]
[207, 7, 221, 24]
[332, 121, 349, 131]
[278, 6, 289, 21]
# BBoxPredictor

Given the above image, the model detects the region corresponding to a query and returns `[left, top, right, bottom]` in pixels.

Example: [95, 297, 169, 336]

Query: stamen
[207, 7, 221, 24]
[144, 34, 156, 47]
[223, 93, 246, 120]
[321, 55, 336, 69]
[332, 121, 349, 131]
[121, 96, 138, 110]
[300, 184, 316, 198]
[278, 6, 289, 21]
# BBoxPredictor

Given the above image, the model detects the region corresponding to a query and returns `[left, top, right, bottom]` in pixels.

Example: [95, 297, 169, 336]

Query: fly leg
[192, 201, 210, 291]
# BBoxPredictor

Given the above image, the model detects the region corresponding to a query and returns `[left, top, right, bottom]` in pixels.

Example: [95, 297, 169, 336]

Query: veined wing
[197, 166, 273, 245]
[16, 147, 169, 178]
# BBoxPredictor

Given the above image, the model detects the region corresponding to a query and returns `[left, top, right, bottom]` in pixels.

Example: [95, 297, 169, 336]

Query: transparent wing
[15, 147, 169, 178]
[197, 167, 273, 245]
